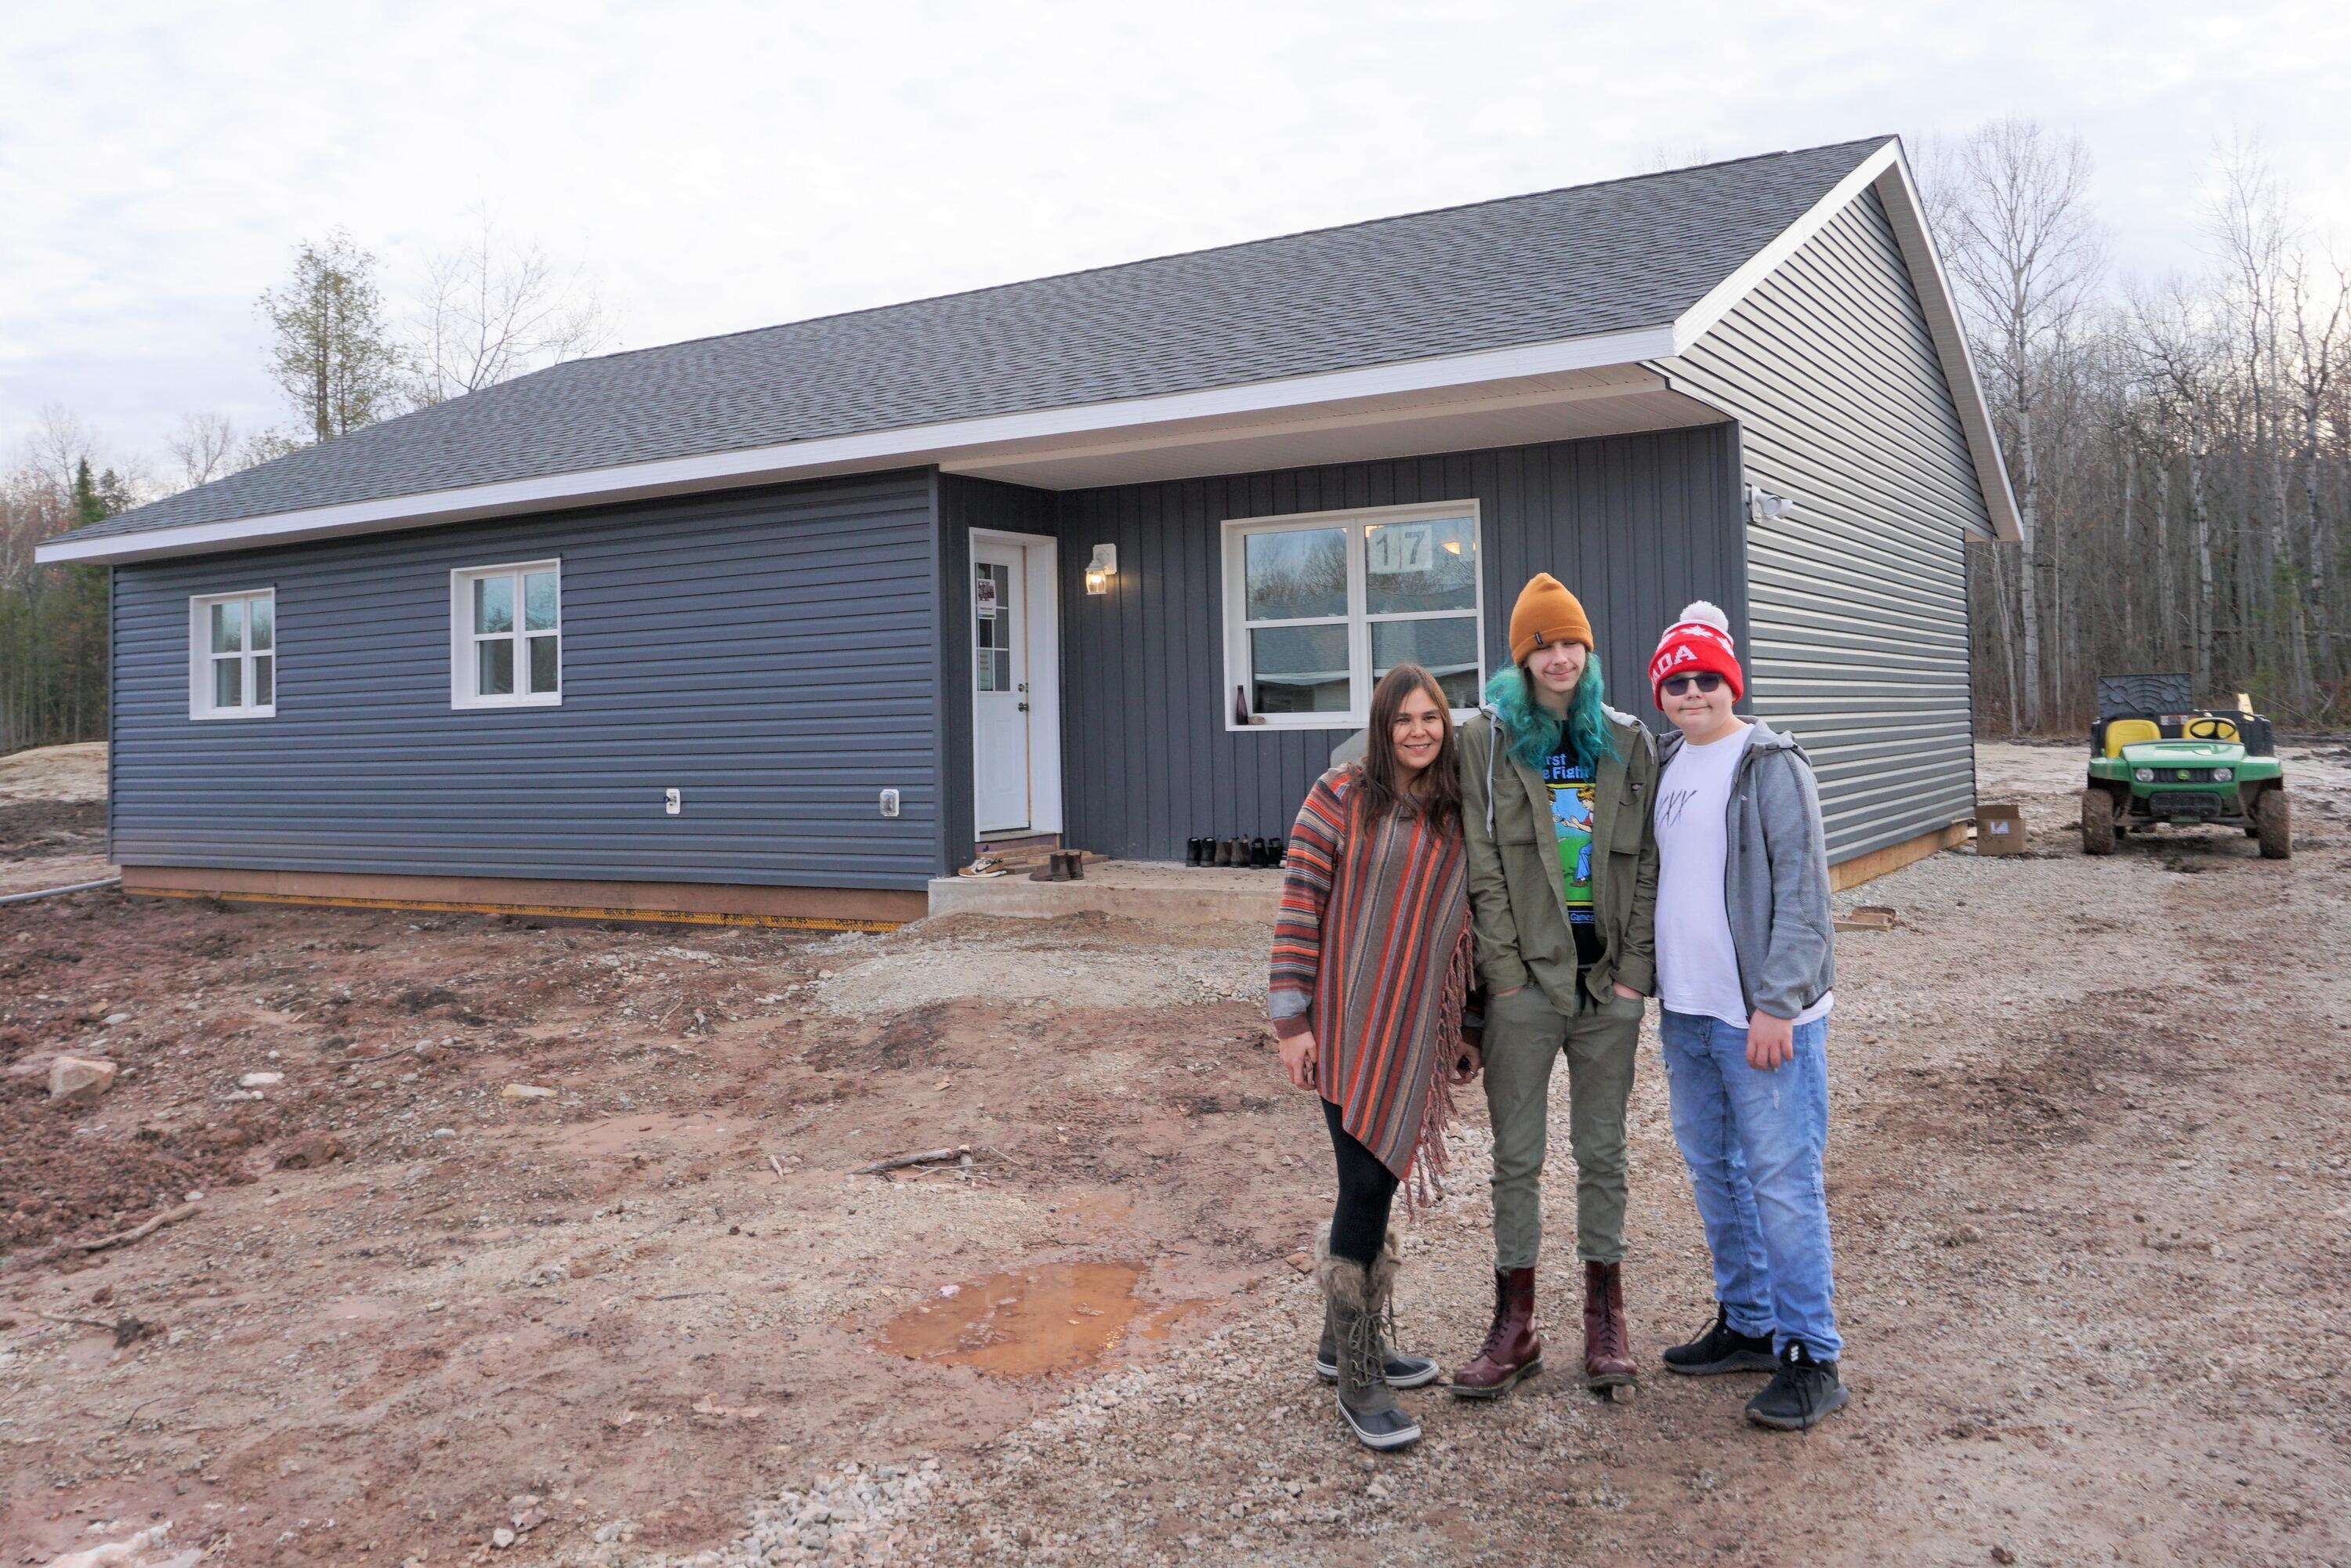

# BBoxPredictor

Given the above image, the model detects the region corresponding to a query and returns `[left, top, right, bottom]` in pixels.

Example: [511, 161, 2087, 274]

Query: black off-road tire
[2081, 788, 2118, 856]
[2256, 788, 2292, 860]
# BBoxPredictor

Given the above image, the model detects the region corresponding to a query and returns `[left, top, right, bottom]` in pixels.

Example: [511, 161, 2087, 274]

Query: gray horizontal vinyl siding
[1660, 186, 1985, 861]
[1052, 428, 1744, 863]
[110, 473, 944, 889]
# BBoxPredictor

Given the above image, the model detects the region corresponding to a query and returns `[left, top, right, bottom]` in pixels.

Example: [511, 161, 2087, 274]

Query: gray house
[40, 136, 2016, 928]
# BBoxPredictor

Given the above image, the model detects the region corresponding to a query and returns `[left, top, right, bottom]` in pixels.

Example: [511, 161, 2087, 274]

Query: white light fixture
[1085, 543, 1118, 595]
[1746, 485, 1796, 522]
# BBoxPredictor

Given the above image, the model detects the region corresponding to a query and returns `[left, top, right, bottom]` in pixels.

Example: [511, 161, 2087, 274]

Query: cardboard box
[1973, 801, 2027, 855]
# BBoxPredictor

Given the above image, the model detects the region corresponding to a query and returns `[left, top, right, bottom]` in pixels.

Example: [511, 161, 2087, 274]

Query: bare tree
[2288, 247, 2348, 684]
[22, 405, 97, 502]
[2208, 136, 2306, 701]
[1923, 119, 2106, 730]
[2127, 277, 2222, 696]
[410, 210, 611, 406]
[166, 410, 241, 491]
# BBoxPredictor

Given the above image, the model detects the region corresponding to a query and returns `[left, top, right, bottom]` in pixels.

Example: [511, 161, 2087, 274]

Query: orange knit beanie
[1508, 573, 1594, 663]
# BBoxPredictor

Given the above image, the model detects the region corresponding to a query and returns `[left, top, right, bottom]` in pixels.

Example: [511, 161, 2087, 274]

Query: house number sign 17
[1367, 523, 1433, 575]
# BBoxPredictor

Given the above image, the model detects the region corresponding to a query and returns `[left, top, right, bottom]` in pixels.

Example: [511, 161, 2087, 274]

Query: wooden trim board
[118, 865, 922, 931]
[1828, 822, 1970, 893]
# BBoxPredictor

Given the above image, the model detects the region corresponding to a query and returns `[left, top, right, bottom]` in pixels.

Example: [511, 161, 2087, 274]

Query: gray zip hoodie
[1655, 717, 1834, 1022]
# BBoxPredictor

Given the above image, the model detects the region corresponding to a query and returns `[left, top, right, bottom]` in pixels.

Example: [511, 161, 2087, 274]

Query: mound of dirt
[0, 798, 106, 860]
[0, 1082, 279, 1251]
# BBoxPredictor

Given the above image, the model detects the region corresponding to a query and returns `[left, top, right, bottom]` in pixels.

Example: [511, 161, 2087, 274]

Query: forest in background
[7, 122, 2349, 753]
[1929, 123, 2351, 732]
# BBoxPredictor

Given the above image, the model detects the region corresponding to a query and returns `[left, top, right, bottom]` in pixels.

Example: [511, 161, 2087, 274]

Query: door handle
[1017, 702, 1030, 712]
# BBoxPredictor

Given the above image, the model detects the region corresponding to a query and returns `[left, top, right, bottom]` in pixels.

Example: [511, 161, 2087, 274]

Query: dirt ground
[3, 741, 2348, 1568]
[0, 744, 113, 898]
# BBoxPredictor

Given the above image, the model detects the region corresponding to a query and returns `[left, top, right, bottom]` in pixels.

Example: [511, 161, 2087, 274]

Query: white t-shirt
[1654, 725, 1832, 1030]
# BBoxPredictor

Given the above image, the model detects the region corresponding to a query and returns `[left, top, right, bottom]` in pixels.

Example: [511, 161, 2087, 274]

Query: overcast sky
[5, 0, 2349, 480]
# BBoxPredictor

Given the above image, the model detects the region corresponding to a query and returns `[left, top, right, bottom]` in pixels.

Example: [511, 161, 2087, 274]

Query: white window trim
[187, 588, 277, 720]
[1220, 500, 1485, 733]
[450, 559, 563, 710]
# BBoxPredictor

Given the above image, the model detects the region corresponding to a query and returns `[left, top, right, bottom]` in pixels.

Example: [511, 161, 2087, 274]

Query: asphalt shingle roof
[62, 138, 1888, 545]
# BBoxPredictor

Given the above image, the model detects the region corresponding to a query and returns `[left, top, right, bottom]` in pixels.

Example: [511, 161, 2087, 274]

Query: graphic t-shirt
[1542, 750, 1605, 969]
[1654, 726, 1831, 1028]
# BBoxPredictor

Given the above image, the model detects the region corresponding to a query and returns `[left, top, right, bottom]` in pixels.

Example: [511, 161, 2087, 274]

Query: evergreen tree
[258, 230, 406, 443]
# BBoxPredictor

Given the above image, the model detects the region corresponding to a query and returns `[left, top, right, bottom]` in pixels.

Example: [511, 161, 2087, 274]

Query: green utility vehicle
[2081, 672, 2289, 859]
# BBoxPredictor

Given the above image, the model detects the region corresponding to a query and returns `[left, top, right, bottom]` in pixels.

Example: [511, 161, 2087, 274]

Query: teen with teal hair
[1451, 574, 1660, 1402]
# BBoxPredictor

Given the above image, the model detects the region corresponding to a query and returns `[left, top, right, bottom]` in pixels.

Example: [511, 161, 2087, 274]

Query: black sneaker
[1661, 1304, 1777, 1376]
[1744, 1342, 1847, 1430]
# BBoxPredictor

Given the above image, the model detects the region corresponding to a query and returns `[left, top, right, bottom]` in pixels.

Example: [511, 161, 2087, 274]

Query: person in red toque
[1646, 601, 1848, 1431]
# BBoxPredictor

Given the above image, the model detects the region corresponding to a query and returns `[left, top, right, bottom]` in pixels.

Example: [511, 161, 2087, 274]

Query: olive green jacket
[1457, 705, 1660, 1011]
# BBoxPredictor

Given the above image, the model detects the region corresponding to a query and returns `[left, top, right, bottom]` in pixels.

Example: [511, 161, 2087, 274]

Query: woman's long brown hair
[1356, 663, 1463, 834]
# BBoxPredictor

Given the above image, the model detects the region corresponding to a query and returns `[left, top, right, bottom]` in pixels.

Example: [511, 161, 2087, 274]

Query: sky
[5, 0, 2349, 482]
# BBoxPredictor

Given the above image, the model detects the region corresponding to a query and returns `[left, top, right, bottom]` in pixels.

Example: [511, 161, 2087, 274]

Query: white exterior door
[972, 541, 1033, 834]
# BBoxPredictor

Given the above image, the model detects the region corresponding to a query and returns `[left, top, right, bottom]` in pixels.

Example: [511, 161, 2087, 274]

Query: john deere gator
[2081, 672, 2289, 859]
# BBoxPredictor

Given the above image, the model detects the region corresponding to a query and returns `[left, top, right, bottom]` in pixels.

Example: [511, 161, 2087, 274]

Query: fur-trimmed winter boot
[1317, 1232, 1423, 1450]
[1313, 1228, 1440, 1389]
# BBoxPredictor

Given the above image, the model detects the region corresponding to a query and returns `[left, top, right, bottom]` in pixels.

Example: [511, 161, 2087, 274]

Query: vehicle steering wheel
[2185, 717, 2235, 741]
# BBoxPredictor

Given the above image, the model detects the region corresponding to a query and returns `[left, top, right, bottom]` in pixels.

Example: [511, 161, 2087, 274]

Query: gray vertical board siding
[109, 472, 946, 889]
[935, 475, 1060, 859]
[1660, 186, 1986, 862]
[1050, 426, 1744, 863]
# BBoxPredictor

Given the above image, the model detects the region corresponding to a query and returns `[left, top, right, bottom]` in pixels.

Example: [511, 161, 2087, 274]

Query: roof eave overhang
[38, 324, 1681, 566]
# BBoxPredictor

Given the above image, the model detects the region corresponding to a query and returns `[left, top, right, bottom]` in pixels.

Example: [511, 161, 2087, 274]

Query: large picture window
[451, 560, 562, 709]
[188, 589, 276, 719]
[1222, 503, 1483, 729]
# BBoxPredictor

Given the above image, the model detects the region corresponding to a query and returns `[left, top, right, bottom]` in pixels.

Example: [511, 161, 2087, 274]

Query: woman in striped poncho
[1270, 663, 1481, 1451]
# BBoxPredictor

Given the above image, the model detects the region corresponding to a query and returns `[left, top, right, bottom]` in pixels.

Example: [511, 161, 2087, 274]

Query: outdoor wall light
[1085, 543, 1118, 595]
[1746, 485, 1796, 522]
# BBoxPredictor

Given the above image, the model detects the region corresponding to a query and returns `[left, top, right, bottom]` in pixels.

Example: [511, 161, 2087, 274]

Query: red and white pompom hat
[1648, 600, 1744, 704]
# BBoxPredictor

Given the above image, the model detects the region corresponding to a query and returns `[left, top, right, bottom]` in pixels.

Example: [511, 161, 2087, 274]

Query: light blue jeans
[1658, 1009, 1843, 1360]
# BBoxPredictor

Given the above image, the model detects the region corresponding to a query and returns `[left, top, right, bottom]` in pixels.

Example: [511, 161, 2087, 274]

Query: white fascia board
[36, 323, 1677, 566]
[1666, 135, 2022, 545]
[1871, 153, 2024, 544]
[1669, 139, 1902, 352]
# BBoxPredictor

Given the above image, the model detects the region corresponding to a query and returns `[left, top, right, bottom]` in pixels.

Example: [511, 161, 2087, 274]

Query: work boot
[1661, 1302, 1777, 1376]
[1313, 1229, 1440, 1389]
[1450, 1266, 1541, 1398]
[1317, 1233, 1422, 1449]
[1744, 1342, 1847, 1430]
[1581, 1259, 1637, 1394]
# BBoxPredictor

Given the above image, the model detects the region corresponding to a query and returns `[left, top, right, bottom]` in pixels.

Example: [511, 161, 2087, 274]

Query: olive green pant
[1483, 983, 1643, 1269]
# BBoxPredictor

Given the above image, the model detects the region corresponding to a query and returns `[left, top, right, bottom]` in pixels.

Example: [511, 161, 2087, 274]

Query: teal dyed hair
[1483, 656, 1621, 773]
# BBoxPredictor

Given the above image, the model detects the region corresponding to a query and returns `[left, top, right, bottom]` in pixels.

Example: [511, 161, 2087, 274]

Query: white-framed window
[450, 559, 562, 709]
[187, 589, 276, 719]
[1221, 502, 1484, 730]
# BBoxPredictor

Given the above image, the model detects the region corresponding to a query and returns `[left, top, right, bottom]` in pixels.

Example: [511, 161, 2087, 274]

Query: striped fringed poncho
[1269, 766, 1476, 1200]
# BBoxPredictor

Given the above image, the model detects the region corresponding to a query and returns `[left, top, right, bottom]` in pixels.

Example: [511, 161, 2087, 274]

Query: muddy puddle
[878, 1262, 1200, 1377]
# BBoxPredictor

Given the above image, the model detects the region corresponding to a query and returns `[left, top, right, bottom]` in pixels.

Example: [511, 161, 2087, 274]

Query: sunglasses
[1661, 672, 1726, 697]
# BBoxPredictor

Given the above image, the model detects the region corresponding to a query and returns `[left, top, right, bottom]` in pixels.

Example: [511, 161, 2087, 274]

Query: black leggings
[1322, 1096, 1399, 1269]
